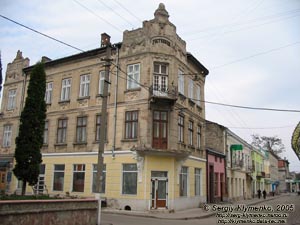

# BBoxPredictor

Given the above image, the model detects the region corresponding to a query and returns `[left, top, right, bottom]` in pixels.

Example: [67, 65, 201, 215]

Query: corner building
[0, 4, 209, 211]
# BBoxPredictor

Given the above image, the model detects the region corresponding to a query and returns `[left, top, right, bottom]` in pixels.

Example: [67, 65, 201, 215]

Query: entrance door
[152, 111, 168, 149]
[151, 171, 168, 209]
[0, 171, 6, 191]
[209, 165, 214, 203]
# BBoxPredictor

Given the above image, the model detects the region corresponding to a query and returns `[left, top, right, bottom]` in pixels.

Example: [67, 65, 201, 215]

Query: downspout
[112, 44, 120, 158]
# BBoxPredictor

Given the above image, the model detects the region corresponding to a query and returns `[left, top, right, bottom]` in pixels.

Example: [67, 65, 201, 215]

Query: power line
[227, 125, 294, 130]
[112, 0, 142, 23]
[0, 14, 84, 53]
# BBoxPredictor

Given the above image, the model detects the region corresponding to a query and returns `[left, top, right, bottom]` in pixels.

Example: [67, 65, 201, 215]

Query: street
[102, 193, 300, 225]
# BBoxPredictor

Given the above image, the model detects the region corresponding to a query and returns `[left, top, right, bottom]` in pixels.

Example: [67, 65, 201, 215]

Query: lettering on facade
[152, 38, 171, 47]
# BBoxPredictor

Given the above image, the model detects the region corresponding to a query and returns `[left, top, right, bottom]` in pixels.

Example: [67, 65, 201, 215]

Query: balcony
[149, 85, 178, 106]
[232, 159, 243, 170]
[246, 165, 253, 173]
[256, 171, 262, 178]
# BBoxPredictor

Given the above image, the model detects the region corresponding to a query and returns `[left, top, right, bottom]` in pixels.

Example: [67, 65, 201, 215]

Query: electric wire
[112, 0, 142, 23]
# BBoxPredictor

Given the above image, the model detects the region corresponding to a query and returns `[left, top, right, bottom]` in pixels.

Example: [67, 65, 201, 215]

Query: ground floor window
[73, 164, 85, 192]
[53, 164, 65, 191]
[122, 164, 137, 195]
[180, 166, 188, 196]
[92, 164, 106, 193]
[195, 168, 201, 196]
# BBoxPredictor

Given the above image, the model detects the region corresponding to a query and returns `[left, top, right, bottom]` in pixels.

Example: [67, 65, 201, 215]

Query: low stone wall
[0, 198, 98, 225]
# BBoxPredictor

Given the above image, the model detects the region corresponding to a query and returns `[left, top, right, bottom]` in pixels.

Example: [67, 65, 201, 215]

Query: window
[188, 121, 194, 146]
[43, 121, 49, 145]
[72, 164, 85, 192]
[178, 115, 184, 143]
[92, 164, 106, 193]
[53, 164, 65, 191]
[122, 164, 137, 195]
[153, 63, 168, 96]
[99, 71, 110, 95]
[180, 166, 188, 196]
[195, 168, 202, 196]
[95, 115, 107, 141]
[125, 111, 138, 139]
[79, 74, 90, 98]
[214, 173, 219, 196]
[7, 89, 16, 110]
[127, 64, 140, 89]
[197, 125, 201, 149]
[188, 78, 193, 99]
[76, 117, 87, 143]
[196, 85, 201, 106]
[3, 125, 12, 147]
[57, 119, 67, 144]
[178, 70, 184, 94]
[61, 78, 71, 101]
[45, 82, 53, 104]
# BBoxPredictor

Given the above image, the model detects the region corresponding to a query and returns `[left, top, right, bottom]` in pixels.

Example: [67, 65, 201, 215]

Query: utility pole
[96, 33, 112, 225]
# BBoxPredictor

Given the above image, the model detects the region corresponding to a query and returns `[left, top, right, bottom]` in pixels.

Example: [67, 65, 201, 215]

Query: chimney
[101, 33, 111, 47]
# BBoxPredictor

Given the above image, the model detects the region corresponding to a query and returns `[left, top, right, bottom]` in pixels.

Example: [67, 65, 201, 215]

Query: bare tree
[251, 134, 285, 156]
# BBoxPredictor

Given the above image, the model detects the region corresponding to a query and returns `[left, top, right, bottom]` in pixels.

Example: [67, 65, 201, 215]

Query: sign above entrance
[230, 144, 243, 151]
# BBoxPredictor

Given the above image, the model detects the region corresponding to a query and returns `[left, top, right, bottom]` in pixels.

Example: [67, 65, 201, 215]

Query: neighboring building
[251, 149, 265, 197]
[0, 4, 209, 211]
[205, 121, 226, 203]
[265, 150, 279, 194]
[278, 158, 291, 193]
[226, 129, 253, 201]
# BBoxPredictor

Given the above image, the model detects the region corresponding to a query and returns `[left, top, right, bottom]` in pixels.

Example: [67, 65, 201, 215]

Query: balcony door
[153, 63, 168, 96]
[152, 111, 168, 149]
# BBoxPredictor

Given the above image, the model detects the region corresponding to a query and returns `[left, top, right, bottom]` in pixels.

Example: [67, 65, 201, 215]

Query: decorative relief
[77, 98, 88, 107]
[125, 91, 139, 101]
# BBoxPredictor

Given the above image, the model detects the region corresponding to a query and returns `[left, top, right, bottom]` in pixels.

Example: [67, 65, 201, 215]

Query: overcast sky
[1, 0, 299, 172]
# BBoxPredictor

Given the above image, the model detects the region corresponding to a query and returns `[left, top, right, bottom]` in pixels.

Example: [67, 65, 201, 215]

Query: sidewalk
[102, 193, 288, 220]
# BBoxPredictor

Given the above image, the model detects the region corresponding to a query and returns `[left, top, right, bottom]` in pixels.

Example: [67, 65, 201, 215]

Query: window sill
[93, 140, 108, 144]
[178, 93, 186, 101]
[77, 96, 90, 101]
[73, 142, 87, 146]
[58, 100, 70, 104]
[124, 88, 141, 93]
[188, 145, 195, 149]
[178, 142, 186, 147]
[96, 93, 110, 98]
[54, 143, 67, 147]
[42, 144, 48, 148]
[121, 138, 138, 142]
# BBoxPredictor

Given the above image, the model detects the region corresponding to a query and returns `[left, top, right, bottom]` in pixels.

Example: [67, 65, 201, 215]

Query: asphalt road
[101, 193, 300, 225]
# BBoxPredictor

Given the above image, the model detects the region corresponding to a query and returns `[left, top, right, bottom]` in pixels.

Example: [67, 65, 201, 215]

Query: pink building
[206, 148, 226, 203]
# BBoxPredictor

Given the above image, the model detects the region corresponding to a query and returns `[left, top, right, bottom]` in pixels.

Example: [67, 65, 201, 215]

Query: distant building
[0, 4, 209, 211]
[251, 149, 265, 196]
[278, 158, 291, 192]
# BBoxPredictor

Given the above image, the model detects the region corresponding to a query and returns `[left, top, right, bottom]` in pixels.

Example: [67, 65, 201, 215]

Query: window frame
[195, 168, 202, 196]
[196, 85, 201, 106]
[45, 82, 53, 104]
[76, 116, 87, 143]
[127, 64, 140, 90]
[72, 164, 85, 192]
[79, 74, 90, 98]
[180, 166, 188, 197]
[188, 78, 194, 99]
[122, 163, 138, 195]
[53, 164, 65, 191]
[178, 115, 184, 143]
[57, 119, 67, 144]
[125, 111, 138, 139]
[178, 70, 184, 95]
[43, 121, 49, 145]
[7, 89, 17, 110]
[3, 125, 12, 147]
[61, 78, 71, 101]
[188, 121, 194, 146]
[196, 125, 201, 149]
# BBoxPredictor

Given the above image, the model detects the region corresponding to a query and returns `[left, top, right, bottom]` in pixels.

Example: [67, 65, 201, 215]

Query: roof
[187, 52, 209, 76]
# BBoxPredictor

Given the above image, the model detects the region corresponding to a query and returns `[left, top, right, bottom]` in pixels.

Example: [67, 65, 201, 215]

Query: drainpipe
[112, 44, 120, 158]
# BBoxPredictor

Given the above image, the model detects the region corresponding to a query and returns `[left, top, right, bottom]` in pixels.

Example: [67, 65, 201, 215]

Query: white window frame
[99, 71, 110, 95]
[180, 166, 188, 197]
[127, 64, 140, 90]
[3, 125, 12, 147]
[196, 85, 201, 106]
[72, 164, 85, 192]
[178, 70, 184, 95]
[122, 164, 138, 195]
[195, 168, 202, 196]
[53, 164, 65, 191]
[43, 121, 49, 145]
[61, 78, 71, 101]
[188, 79, 194, 99]
[76, 116, 87, 143]
[79, 74, 90, 98]
[188, 121, 194, 146]
[92, 164, 106, 193]
[7, 89, 16, 110]
[45, 82, 53, 104]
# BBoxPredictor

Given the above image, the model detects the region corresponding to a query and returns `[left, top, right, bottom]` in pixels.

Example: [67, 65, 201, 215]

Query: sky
[0, 0, 299, 172]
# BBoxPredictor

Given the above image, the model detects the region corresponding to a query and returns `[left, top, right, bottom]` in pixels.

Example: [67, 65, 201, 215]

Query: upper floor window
[178, 115, 184, 143]
[197, 125, 201, 149]
[188, 79, 193, 99]
[127, 64, 140, 90]
[57, 119, 67, 144]
[188, 121, 194, 146]
[7, 89, 17, 110]
[79, 74, 90, 98]
[43, 121, 49, 145]
[196, 85, 201, 106]
[45, 82, 53, 104]
[95, 115, 107, 142]
[3, 125, 12, 147]
[178, 70, 184, 95]
[125, 111, 138, 139]
[76, 116, 87, 143]
[61, 78, 71, 101]
[99, 71, 110, 95]
[153, 63, 168, 96]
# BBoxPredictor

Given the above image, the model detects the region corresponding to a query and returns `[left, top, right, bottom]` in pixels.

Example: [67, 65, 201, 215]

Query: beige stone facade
[0, 4, 208, 211]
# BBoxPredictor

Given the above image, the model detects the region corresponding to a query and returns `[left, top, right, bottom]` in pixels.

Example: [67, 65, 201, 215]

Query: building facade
[251, 149, 265, 196]
[278, 158, 291, 193]
[0, 4, 209, 211]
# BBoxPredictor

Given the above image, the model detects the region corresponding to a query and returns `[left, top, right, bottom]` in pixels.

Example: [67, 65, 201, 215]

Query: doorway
[151, 171, 168, 209]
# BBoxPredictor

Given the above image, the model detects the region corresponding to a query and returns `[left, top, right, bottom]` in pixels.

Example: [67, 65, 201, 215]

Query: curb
[102, 194, 285, 221]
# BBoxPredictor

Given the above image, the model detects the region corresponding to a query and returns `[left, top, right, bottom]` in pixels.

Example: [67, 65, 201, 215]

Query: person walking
[263, 190, 267, 199]
[257, 189, 261, 199]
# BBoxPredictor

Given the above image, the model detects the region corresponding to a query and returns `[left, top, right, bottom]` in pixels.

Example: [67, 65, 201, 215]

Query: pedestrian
[263, 190, 267, 199]
[257, 189, 261, 199]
